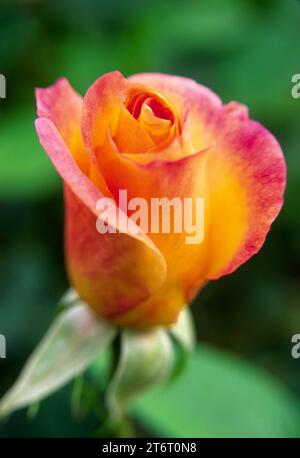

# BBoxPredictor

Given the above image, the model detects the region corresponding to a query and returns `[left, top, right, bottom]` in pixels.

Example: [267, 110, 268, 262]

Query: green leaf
[135, 345, 300, 438]
[0, 302, 116, 418]
[107, 328, 174, 420]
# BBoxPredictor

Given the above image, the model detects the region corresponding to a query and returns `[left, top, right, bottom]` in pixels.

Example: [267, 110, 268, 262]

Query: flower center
[124, 90, 176, 145]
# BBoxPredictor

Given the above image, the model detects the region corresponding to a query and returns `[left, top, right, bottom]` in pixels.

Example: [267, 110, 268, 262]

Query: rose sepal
[0, 292, 195, 421]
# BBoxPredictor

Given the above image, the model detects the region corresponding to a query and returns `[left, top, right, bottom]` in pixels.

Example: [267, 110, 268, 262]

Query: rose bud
[35, 72, 286, 327]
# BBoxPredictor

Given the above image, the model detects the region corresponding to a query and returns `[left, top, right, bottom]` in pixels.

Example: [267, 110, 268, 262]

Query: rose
[35, 71, 286, 327]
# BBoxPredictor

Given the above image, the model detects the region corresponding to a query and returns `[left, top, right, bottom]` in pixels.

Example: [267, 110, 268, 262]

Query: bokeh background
[1, 0, 300, 437]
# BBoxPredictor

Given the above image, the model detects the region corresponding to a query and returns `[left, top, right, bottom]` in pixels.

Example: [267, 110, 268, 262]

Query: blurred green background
[1, 0, 300, 437]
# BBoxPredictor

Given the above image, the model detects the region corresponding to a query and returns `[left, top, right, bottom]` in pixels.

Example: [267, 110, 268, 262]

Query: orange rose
[35, 72, 286, 327]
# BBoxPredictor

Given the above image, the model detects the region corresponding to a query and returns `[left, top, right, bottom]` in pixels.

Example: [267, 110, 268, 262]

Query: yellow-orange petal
[82, 71, 184, 156]
[81, 119, 210, 324]
[129, 73, 286, 281]
[82, 71, 158, 155]
[81, 73, 286, 326]
[129, 72, 222, 153]
[35, 117, 167, 319]
[204, 101, 286, 279]
[138, 101, 172, 143]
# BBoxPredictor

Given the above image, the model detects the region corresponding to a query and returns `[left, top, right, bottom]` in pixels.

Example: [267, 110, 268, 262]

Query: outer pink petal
[35, 117, 167, 319]
[206, 102, 286, 279]
[36, 78, 91, 175]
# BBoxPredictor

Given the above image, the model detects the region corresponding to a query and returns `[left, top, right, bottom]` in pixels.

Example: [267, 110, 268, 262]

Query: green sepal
[0, 300, 116, 418]
[106, 327, 174, 420]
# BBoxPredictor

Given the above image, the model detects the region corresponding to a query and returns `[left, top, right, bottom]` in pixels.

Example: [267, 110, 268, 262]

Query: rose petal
[82, 72, 159, 155]
[36, 78, 90, 175]
[129, 73, 222, 152]
[138, 102, 172, 143]
[35, 117, 167, 319]
[130, 73, 286, 280]
[205, 102, 286, 279]
[82, 73, 285, 325]
[81, 117, 211, 325]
